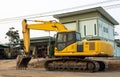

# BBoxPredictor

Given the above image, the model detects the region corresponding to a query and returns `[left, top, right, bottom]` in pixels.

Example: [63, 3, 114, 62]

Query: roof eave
[54, 7, 119, 25]
[97, 7, 119, 25]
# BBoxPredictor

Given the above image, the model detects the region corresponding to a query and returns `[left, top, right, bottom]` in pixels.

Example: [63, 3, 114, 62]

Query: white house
[54, 7, 119, 56]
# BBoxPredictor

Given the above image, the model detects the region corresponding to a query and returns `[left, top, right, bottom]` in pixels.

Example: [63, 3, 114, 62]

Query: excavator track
[44, 58, 106, 72]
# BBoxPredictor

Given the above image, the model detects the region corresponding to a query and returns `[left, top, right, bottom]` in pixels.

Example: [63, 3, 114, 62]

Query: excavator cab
[55, 31, 81, 51]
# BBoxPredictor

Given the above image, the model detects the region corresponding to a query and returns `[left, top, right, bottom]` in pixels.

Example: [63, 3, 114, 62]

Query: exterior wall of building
[59, 12, 98, 23]
[63, 22, 77, 31]
[98, 15, 114, 41]
[60, 12, 115, 41]
[79, 19, 97, 38]
[61, 12, 98, 38]
[98, 19, 115, 46]
[56, 11, 118, 56]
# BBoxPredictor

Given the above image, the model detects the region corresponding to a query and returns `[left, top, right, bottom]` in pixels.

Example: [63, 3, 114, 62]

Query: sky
[0, 0, 120, 43]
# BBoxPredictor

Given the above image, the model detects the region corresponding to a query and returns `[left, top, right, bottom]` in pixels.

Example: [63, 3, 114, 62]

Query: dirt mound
[105, 59, 120, 71]
[29, 58, 46, 68]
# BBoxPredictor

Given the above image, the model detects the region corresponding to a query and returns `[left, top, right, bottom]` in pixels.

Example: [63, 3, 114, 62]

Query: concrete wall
[63, 22, 77, 31]
[61, 12, 114, 41]
[98, 15, 114, 41]
[79, 19, 97, 38]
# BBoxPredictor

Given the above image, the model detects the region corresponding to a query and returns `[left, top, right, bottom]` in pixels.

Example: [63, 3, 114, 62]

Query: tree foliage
[6, 27, 20, 47]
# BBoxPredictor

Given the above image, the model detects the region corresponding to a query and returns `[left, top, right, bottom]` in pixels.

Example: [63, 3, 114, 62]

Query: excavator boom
[22, 19, 68, 54]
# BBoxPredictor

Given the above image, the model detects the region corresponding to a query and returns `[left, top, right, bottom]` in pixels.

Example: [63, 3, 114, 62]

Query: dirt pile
[105, 59, 120, 71]
[29, 58, 46, 68]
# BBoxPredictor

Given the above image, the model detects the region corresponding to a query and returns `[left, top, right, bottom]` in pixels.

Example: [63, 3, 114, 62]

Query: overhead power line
[104, 4, 120, 9]
[0, 0, 120, 23]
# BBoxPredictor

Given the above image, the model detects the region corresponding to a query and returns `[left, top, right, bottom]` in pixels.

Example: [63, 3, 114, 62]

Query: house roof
[54, 7, 119, 25]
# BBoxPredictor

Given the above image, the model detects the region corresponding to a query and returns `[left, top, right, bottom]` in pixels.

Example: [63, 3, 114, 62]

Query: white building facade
[54, 7, 119, 56]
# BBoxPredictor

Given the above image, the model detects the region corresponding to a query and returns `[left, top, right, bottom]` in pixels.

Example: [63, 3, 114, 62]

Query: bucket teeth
[16, 55, 31, 70]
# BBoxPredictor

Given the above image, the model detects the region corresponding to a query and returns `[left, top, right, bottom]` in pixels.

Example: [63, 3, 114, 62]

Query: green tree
[6, 27, 20, 47]
[5, 27, 20, 58]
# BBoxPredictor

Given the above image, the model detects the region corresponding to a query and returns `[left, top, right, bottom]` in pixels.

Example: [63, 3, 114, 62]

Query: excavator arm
[17, 19, 68, 69]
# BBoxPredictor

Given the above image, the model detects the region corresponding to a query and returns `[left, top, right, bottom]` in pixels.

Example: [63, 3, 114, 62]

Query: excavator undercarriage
[44, 58, 106, 72]
[16, 56, 106, 72]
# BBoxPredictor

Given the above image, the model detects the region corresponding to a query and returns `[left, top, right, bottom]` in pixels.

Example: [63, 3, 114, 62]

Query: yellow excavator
[16, 19, 114, 72]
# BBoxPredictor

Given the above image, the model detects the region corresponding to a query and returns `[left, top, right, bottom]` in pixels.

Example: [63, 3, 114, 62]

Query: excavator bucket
[16, 55, 31, 70]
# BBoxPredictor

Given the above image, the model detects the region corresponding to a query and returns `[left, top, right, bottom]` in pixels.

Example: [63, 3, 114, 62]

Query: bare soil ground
[0, 58, 120, 77]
